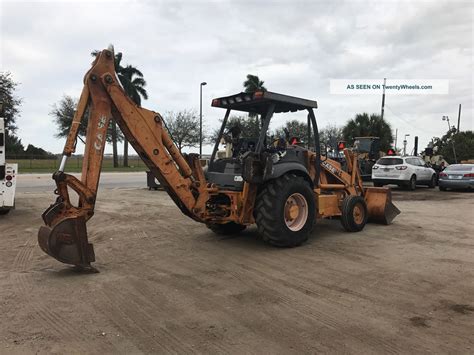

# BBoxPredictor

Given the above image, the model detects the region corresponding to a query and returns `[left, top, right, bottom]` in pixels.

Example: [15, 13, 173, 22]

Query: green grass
[8, 157, 148, 173]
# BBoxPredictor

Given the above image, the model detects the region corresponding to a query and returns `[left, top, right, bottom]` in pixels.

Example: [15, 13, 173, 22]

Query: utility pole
[199, 82, 207, 157]
[381, 78, 386, 120]
[442, 115, 457, 163]
[457, 104, 461, 132]
[394, 128, 398, 151]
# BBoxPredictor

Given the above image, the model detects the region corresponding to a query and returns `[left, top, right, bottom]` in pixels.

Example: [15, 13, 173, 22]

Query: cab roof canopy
[211, 91, 318, 115]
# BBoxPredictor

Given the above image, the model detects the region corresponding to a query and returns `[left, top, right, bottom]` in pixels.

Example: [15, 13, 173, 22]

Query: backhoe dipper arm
[38, 48, 209, 270]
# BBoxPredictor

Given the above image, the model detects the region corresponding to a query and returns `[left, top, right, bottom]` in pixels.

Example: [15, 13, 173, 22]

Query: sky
[0, 0, 472, 155]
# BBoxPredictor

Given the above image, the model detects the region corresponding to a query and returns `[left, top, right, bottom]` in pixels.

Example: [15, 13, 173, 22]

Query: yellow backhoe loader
[38, 47, 400, 271]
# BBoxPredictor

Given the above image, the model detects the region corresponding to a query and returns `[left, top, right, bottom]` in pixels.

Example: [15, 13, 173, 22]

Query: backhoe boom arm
[38, 48, 209, 269]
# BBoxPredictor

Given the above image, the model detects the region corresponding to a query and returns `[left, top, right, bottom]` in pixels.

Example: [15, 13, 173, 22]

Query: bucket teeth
[38, 216, 95, 269]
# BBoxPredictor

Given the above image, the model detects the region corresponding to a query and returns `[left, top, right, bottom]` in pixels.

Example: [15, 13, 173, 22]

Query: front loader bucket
[38, 216, 96, 269]
[364, 187, 400, 225]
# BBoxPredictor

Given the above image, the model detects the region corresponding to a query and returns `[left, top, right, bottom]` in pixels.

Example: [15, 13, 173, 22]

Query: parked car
[372, 156, 436, 190]
[438, 164, 474, 191]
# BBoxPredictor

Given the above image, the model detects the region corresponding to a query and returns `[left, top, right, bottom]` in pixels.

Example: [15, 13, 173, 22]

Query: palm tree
[91, 49, 148, 167]
[118, 64, 148, 166]
[243, 74, 266, 93]
[243, 74, 266, 120]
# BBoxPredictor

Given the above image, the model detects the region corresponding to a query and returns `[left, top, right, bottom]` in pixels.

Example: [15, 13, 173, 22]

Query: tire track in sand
[10, 237, 118, 353]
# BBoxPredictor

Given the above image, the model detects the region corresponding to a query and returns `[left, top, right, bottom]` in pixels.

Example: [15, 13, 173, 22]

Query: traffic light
[387, 148, 395, 156]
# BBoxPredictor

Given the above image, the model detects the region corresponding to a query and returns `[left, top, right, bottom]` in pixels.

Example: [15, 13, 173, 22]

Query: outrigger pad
[38, 216, 95, 268]
[364, 187, 400, 225]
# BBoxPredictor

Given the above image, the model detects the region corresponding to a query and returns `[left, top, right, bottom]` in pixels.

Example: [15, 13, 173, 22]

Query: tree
[320, 124, 343, 151]
[50, 95, 122, 150]
[243, 74, 266, 119]
[274, 120, 310, 143]
[92, 49, 148, 167]
[0, 72, 22, 134]
[117, 64, 148, 167]
[273, 121, 343, 149]
[5, 134, 25, 158]
[342, 113, 393, 151]
[51, 96, 86, 139]
[164, 110, 202, 152]
[0, 72, 23, 158]
[211, 115, 261, 142]
[24, 144, 55, 159]
[433, 129, 474, 163]
[243, 74, 267, 93]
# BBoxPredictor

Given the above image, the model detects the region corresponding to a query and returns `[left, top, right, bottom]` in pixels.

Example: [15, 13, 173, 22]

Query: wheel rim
[284, 193, 308, 231]
[352, 203, 365, 225]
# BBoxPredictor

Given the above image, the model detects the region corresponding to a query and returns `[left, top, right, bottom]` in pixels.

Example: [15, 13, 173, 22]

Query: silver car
[438, 164, 474, 191]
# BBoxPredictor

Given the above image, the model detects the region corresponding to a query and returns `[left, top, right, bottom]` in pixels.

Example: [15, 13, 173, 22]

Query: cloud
[0, 0, 472, 155]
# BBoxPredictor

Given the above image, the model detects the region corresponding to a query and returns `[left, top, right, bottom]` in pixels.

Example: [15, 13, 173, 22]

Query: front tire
[373, 182, 384, 187]
[340, 196, 368, 232]
[255, 174, 315, 247]
[439, 186, 447, 191]
[207, 222, 246, 235]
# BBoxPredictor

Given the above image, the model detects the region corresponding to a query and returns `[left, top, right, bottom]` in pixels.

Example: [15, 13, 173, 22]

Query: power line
[384, 105, 440, 135]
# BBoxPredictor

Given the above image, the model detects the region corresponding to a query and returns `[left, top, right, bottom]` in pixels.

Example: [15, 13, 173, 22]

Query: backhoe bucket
[38, 216, 95, 269]
[364, 187, 400, 225]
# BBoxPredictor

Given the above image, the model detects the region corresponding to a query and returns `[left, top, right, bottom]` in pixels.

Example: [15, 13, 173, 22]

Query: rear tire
[255, 173, 315, 247]
[373, 182, 384, 187]
[439, 186, 447, 191]
[0, 209, 10, 215]
[340, 195, 368, 232]
[207, 222, 246, 235]
[407, 175, 417, 190]
[428, 174, 436, 188]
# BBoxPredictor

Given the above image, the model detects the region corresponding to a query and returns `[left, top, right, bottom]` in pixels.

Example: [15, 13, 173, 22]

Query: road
[1, 180, 473, 353]
[16, 172, 148, 192]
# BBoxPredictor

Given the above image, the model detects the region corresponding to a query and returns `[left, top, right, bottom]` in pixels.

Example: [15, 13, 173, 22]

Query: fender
[264, 162, 311, 184]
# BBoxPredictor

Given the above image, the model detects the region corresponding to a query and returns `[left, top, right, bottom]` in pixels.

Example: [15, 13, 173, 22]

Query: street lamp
[199, 82, 207, 157]
[403, 134, 410, 156]
[442, 115, 457, 163]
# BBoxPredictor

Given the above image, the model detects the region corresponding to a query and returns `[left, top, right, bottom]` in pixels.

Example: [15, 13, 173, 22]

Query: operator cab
[206, 91, 320, 191]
